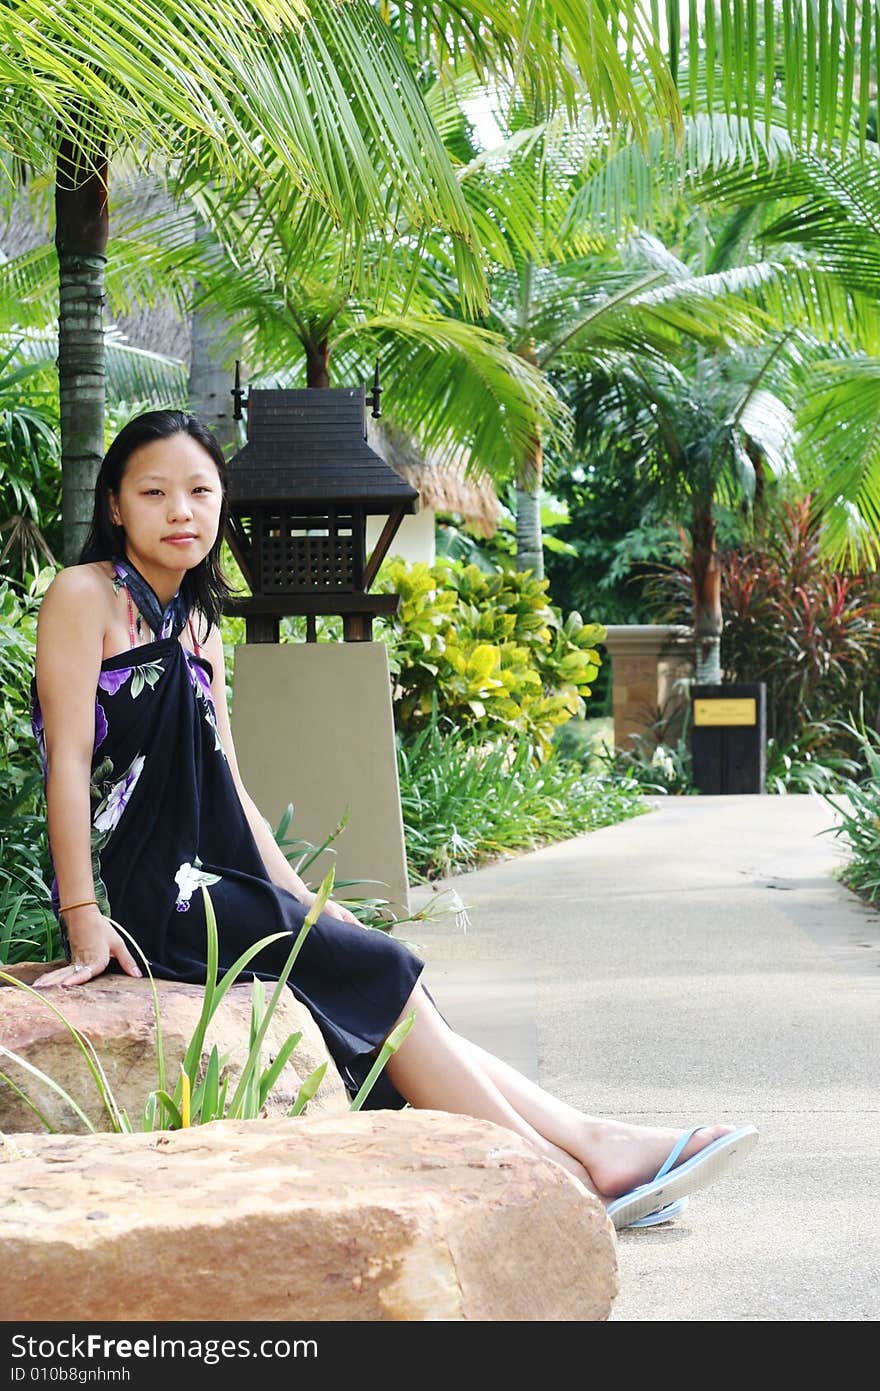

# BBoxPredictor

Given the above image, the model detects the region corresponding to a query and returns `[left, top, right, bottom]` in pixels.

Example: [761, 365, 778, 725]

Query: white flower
[174, 858, 221, 911]
[650, 745, 676, 780]
[93, 755, 145, 833]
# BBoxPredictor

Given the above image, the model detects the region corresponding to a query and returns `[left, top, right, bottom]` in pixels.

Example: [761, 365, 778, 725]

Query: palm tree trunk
[55, 129, 109, 564]
[515, 432, 544, 577]
[187, 216, 238, 451]
[691, 502, 722, 684]
[306, 338, 330, 389]
[514, 294, 543, 576]
[189, 310, 237, 450]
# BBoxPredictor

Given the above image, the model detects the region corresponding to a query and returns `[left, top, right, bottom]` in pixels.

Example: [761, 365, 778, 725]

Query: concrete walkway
[408, 794, 880, 1322]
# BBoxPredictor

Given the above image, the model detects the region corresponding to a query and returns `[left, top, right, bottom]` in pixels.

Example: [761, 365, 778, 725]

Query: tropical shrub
[648, 498, 880, 754]
[589, 705, 698, 796]
[397, 713, 646, 880]
[379, 559, 605, 756]
[765, 723, 861, 796]
[823, 719, 880, 905]
[0, 347, 62, 578]
[0, 572, 58, 965]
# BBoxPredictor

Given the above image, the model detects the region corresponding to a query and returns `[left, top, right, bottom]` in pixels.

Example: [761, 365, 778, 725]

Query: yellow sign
[694, 698, 756, 727]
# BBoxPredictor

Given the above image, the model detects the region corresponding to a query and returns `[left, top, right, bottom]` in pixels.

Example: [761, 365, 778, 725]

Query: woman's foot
[576, 1119, 738, 1199]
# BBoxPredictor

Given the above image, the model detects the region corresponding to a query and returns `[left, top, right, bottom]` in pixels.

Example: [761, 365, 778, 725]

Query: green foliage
[648, 497, 880, 751]
[0, 572, 58, 965]
[380, 559, 605, 756]
[823, 718, 880, 905]
[765, 724, 860, 796]
[0, 344, 61, 577]
[591, 708, 698, 797]
[396, 713, 647, 881]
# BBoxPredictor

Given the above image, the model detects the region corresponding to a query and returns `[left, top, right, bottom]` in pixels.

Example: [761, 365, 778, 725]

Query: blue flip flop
[607, 1124, 759, 1232]
[627, 1196, 689, 1229]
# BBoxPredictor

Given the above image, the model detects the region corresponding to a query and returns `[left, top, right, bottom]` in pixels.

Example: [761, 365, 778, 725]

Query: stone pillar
[231, 643, 410, 916]
[602, 625, 694, 751]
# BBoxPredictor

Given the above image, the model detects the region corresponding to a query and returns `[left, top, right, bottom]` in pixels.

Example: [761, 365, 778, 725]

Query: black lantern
[224, 370, 418, 643]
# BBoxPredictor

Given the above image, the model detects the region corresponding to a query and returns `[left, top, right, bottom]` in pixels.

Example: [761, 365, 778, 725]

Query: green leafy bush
[823, 717, 880, 904]
[380, 559, 605, 756]
[397, 714, 646, 880]
[0, 572, 58, 965]
[766, 723, 860, 795]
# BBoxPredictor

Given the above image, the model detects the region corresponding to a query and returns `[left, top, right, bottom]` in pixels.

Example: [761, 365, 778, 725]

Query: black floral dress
[31, 560, 424, 1107]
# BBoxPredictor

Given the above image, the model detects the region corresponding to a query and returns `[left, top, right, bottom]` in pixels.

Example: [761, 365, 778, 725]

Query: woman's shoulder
[41, 562, 114, 614]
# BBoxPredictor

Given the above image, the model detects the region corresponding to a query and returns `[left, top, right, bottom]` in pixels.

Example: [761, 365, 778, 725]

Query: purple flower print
[93, 754, 145, 834]
[185, 652, 214, 701]
[31, 694, 46, 761]
[98, 666, 133, 696]
[94, 701, 108, 751]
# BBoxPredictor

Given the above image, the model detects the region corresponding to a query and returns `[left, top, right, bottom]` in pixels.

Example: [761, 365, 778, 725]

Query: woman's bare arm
[33, 567, 142, 988]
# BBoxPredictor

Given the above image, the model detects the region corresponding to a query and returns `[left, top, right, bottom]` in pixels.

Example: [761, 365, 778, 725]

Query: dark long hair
[79, 410, 232, 630]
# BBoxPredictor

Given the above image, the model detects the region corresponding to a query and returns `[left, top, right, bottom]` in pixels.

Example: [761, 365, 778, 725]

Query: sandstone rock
[0, 964, 349, 1131]
[0, 1111, 618, 1320]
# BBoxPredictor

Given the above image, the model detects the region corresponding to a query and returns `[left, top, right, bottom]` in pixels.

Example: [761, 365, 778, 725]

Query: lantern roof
[227, 386, 419, 515]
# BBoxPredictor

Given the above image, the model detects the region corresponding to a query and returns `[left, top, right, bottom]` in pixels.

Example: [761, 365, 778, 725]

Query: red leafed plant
[648, 497, 880, 749]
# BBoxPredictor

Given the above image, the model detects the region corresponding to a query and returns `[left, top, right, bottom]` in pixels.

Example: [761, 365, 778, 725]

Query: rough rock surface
[0, 1112, 618, 1321]
[0, 963, 348, 1130]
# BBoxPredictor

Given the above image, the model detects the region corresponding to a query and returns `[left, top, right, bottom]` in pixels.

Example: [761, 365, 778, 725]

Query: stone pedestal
[602, 625, 694, 751]
[231, 642, 410, 915]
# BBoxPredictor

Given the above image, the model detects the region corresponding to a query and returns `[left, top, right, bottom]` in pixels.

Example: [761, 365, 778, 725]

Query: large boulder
[0, 1112, 618, 1321]
[0, 962, 349, 1130]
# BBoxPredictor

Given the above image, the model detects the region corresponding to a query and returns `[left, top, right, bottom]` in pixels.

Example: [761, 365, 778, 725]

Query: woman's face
[108, 432, 224, 588]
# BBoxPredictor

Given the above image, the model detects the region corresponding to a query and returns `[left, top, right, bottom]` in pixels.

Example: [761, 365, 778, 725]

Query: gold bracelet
[58, 899, 99, 915]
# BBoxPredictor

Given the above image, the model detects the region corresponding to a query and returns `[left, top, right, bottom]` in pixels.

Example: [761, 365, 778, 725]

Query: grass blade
[348, 1010, 415, 1112]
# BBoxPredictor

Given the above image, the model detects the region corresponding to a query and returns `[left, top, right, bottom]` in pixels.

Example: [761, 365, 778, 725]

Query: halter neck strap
[112, 558, 188, 641]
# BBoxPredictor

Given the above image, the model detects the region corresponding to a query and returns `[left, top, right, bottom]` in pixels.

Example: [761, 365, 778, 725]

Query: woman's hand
[33, 907, 143, 989]
[300, 890, 363, 927]
[322, 898, 363, 927]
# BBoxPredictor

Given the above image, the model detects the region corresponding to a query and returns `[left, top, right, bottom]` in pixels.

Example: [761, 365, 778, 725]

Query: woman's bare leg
[456, 1035, 734, 1198]
[383, 985, 595, 1187]
[385, 984, 734, 1199]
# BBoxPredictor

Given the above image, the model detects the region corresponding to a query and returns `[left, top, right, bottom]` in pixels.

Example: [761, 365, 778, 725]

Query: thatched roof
[367, 420, 500, 537]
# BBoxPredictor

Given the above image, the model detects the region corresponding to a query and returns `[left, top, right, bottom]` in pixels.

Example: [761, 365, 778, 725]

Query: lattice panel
[258, 511, 359, 593]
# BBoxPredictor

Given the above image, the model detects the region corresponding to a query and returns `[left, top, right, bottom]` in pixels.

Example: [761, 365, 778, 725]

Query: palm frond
[329, 310, 567, 482]
[797, 355, 880, 566]
[0, 0, 487, 300]
[1, 324, 185, 406]
[563, 113, 796, 241]
[664, 0, 874, 155]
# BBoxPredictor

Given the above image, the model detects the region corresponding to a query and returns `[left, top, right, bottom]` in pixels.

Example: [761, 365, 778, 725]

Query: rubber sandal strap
[653, 1125, 708, 1182]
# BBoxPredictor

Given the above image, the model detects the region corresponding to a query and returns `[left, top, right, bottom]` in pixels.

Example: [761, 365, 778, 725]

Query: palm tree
[0, 1, 495, 557]
[676, 144, 880, 569]
[106, 137, 783, 589]
[113, 180, 563, 480]
[586, 334, 797, 682]
[462, 104, 785, 577]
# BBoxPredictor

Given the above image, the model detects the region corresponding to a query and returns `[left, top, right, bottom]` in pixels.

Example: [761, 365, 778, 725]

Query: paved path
[409, 794, 880, 1322]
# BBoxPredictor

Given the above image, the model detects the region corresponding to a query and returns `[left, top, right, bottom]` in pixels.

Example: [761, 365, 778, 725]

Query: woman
[32, 410, 757, 1229]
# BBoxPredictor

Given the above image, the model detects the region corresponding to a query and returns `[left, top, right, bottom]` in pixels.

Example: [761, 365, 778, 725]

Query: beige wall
[366, 506, 436, 567]
[231, 643, 410, 917]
